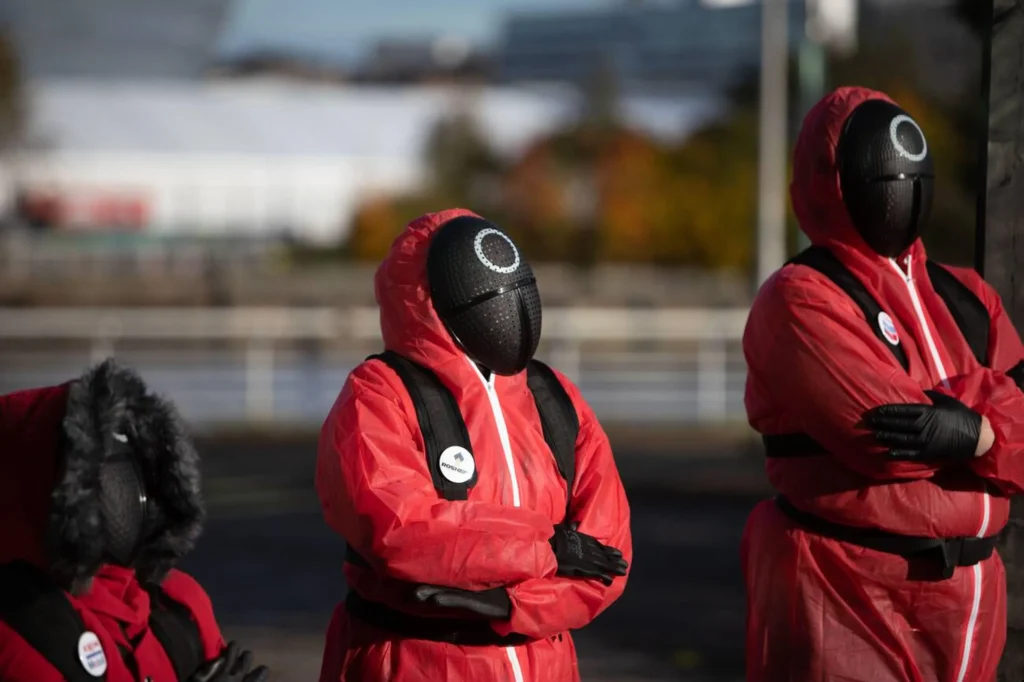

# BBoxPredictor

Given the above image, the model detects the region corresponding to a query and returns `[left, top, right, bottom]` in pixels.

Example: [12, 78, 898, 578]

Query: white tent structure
[12, 79, 723, 244]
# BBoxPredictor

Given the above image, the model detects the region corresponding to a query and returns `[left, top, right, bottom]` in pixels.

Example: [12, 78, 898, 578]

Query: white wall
[14, 151, 422, 244]
[15, 81, 724, 243]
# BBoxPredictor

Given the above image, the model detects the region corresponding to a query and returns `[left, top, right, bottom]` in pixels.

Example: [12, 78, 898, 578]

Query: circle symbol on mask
[78, 632, 108, 677]
[889, 115, 928, 162]
[438, 446, 475, 484]
[474, 228, 521, 274]
[878, 312, 900, 346]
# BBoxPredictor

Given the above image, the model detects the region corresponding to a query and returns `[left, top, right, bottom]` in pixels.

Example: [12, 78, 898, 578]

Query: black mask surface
[428, 216, 542, 375]
[98, 434, 161, 567]
[838, 99, 935, 257]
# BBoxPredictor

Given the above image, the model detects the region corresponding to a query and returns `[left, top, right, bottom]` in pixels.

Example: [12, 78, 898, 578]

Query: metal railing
[0, 307, 751, 428]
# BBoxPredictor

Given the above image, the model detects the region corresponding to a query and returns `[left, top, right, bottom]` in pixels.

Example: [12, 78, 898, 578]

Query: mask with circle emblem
[427, 216, 542, 376]
[838, 99, 935, 258]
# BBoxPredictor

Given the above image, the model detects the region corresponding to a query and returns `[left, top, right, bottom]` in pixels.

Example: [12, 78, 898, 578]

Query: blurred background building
[0, 1, 985, 680]
[0, 0, 233, 80]
[500, 1, 807, 93]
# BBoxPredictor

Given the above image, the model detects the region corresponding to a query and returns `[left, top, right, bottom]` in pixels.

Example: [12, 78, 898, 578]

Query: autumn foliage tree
[347, 7, 978, 271]
[350, 108, 758, 270]
[500, 118, 756, 269]
[347, 106, 505, 262]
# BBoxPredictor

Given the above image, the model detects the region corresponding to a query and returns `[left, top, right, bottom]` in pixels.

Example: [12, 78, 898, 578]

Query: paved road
[179, 436, 765, 682]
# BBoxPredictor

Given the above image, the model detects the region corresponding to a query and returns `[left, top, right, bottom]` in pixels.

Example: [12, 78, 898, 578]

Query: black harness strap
[146, 587, 205, 682]
[760, 253, 999, 581]
[367, 352, 579, 505]
[0, 561, 102, 682]
[775, 496, 997, 579]
[344, 353, 583, 637]
[762, 432, 829, 458]
[789, 246, 910, 371]
[926, 260, 991, 368]
[767, 248, 994, 460]
[370, 351, 477, 501]
[526, 359, 580, 520]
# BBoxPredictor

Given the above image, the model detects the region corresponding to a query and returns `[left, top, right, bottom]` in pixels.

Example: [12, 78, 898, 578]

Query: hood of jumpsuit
[791, 85, 929, 280]
[375, 207, 530, 391]
[0, 361, 205, 629]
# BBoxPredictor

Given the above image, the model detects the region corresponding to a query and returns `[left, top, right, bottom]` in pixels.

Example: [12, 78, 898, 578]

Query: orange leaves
[348, 113, 761, 270]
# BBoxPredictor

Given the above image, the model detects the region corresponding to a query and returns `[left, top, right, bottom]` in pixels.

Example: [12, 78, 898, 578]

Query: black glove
[190, 642, 269, 682]
[549, 522, 628, 586]
[864, 390, 981, 462]
[1007, 360, 1024, 391]
[411, 584, 512, 620]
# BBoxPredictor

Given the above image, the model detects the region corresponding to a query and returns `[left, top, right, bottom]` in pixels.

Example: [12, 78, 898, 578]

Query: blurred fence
[0, 307, 750, 428]
[0, 229, 282, 279]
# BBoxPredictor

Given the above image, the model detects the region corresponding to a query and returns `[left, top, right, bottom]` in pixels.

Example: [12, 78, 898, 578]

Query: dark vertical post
[981, 1, 1024, 679]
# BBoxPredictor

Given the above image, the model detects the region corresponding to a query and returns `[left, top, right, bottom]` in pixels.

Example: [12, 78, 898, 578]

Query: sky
[216, 0, 619, 63]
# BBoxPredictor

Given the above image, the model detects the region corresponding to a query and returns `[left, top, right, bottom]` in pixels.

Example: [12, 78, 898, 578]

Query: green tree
[422, 106, 503, 208]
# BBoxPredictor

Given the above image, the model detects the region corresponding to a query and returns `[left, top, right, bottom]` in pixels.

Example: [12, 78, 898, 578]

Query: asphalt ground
[178, 432, 769, 682]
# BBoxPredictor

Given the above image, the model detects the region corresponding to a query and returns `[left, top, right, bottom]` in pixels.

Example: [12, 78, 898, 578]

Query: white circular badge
[474, 228, 521, 274]
[78, 631, 108, 677]
[889, 114, 928, 162]
[438, 446, 476, 484]
[878, 311, 900, 346]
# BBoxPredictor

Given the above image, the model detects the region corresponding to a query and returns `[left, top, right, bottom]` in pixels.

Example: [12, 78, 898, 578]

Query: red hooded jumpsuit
[742, 86, 1024, 682]
[316, 208, 632, 682]
[0, 371, 226, 681]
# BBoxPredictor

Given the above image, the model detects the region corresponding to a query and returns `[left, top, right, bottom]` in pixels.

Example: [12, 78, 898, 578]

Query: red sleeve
[159, 569, 226, 661]
[315, 360, 559, 589]
[941, 272, 1024, 493]
[745, 269, 941, 480]
[973, 270, 1024, 374]
[0, 622, 65, 682]
[492, 372, 631, 640]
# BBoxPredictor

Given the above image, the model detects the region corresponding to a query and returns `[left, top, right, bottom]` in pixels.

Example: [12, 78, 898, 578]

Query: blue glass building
[499, 1, 806, 92]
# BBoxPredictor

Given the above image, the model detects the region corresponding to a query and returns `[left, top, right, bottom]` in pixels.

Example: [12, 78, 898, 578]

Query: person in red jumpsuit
[742, 85, 1024, 682]
[0, 359, 268, 682]
[316, 209, 632, 682]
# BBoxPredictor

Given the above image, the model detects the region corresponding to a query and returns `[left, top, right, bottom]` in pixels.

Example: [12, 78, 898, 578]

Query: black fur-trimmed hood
[49, 359, 204, 593]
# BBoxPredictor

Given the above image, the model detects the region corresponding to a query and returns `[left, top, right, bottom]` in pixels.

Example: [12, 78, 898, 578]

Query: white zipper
[505, 648, 525, 682]
[469, 358, 522, 508]
[889, 257, 988, 682]
[467, 358, 525, 682]
[889, 257, 951, 390]
[955, 563, 984, 682]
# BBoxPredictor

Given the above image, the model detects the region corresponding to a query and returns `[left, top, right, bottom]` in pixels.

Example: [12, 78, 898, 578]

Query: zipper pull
[889, 257, 913, 283]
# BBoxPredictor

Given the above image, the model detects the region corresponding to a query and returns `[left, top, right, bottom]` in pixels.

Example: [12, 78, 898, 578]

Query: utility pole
[756, 0, 789, 287]
[794, 35, 823, 254]
[794, 0, 858, 254]
[979, 0, 1024, 678]
[794, 0, 827, 254]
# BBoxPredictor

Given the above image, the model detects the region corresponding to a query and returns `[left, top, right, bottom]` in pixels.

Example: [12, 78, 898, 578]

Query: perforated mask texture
[838, 99, 935, 257]
[427, 216, 542, 375]
[98, 450, 149, 567]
